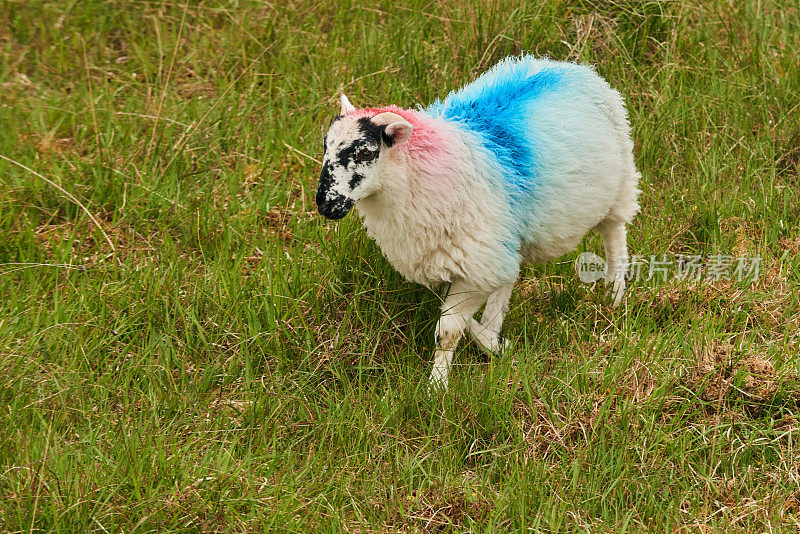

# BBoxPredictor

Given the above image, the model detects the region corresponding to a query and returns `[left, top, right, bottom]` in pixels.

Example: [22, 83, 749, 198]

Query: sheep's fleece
[317, 55, 640, 390]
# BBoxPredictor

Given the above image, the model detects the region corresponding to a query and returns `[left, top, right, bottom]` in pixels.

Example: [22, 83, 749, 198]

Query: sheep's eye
[356, 148, 377, 162]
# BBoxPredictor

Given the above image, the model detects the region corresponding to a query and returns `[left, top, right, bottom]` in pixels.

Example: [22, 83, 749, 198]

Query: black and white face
[316, 116, 389, 220]
[316, 95, 413, 220]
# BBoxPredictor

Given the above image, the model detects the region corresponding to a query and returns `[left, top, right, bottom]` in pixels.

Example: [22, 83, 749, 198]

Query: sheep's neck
[356, 144, 472, 286]
[358, 158, 414, 232]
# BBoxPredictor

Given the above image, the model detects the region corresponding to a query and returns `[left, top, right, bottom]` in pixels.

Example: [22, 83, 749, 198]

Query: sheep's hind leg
[429, 281, 489, 391]
[468, 282, 514, 354]
[594, 218, 628, 307]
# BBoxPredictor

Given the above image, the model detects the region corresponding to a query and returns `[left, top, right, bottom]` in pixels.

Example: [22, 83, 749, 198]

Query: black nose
[317, 192, 354, 220]
[318, 201, 353, 220]
[316, 169, 354, 220]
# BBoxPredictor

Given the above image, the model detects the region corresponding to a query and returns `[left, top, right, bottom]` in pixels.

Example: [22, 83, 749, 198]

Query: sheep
[316, 55, 640, 390]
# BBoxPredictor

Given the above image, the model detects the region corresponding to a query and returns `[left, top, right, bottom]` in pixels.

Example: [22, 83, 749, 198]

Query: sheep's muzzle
[316, 169, 354, 220]
[317, 196, 354, 220]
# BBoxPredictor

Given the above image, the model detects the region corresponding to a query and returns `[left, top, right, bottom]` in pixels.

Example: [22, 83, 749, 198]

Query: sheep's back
[426, 55, 635, 265]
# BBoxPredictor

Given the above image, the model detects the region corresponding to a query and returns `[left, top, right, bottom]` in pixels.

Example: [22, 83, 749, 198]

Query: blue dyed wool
[426, 59, 568, 180]
[425, 56, 625, 270]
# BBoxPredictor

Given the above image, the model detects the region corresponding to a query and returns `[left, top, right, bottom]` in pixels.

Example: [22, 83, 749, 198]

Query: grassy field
[2, 0, 800, 531]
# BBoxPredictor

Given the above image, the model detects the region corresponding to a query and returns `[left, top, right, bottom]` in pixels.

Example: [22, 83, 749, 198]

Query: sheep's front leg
[468, 282, 514, 354]
[429, 282, 489, 391]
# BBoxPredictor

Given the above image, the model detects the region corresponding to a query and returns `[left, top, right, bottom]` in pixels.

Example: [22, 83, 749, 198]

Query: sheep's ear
[371, 111, 413, 146]
[384, 121, 413, 146]
[340, 94, 355, 115]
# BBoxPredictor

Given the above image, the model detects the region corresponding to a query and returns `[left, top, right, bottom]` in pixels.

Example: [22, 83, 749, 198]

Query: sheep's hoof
[482, 334, 506, 355]
[610, 287, 624, 308]
[497, 336, 509, 354]
[468, 319, 506, 355]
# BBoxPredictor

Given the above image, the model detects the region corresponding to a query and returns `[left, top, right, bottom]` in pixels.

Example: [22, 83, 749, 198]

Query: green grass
[1, 0, 800, 531]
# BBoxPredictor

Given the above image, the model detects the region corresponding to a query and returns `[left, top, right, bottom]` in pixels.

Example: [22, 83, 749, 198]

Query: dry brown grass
[674, 340, 800, 419]
[515, 394, 603, 462]
[33, 219, 160, 266]
[402, 486, 493, 532]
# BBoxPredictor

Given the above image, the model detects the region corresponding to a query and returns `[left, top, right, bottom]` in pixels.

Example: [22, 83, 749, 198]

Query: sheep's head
[316, 95, 413, 220]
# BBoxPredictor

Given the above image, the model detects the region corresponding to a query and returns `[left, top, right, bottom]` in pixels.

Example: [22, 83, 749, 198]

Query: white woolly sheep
[316, 56, 641, 389]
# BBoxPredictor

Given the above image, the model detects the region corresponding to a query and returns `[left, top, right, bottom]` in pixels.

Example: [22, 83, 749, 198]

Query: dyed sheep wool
[316, 55, 640, 390]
